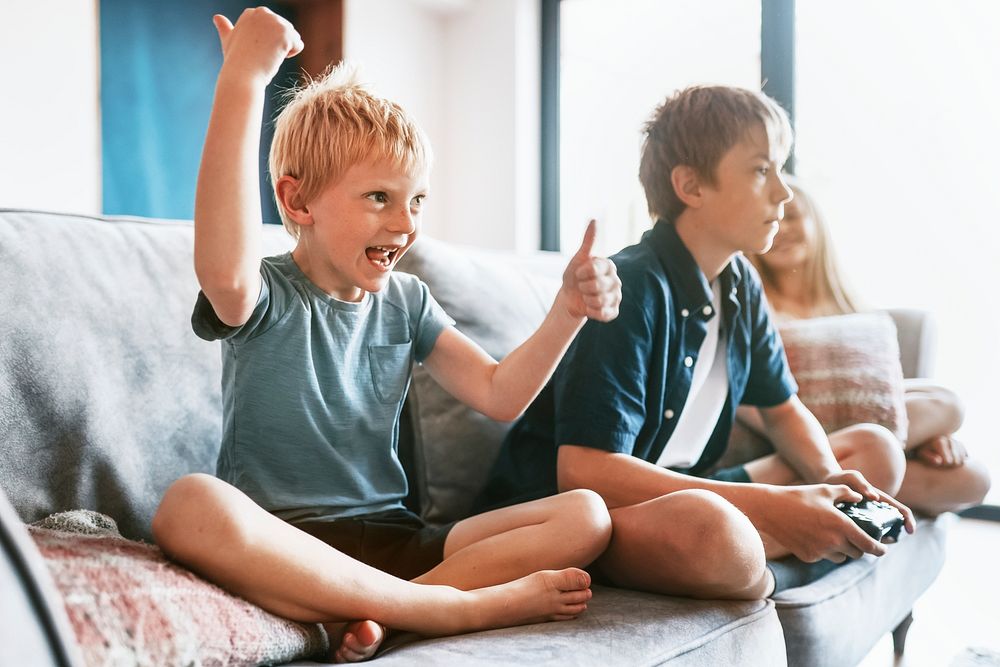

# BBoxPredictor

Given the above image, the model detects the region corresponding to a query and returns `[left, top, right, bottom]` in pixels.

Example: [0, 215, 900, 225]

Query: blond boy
[482, 85, 915, 599]
[153, 7, 620, 662]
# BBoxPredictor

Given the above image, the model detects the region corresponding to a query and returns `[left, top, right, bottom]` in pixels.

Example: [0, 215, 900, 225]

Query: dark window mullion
[761, 0, 796, 171]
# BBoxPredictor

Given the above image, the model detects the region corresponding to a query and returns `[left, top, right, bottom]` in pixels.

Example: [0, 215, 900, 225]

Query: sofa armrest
[885, 308, 936, 379]
[0, 486, 83, 667]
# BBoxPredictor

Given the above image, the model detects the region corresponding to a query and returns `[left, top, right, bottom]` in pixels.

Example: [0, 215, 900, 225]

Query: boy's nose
[389, 207, 417, 234]
[774, 175, 794, 204]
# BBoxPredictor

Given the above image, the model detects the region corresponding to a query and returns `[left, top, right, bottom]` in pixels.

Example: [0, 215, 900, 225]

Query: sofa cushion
[396, 237, 564, 524]
[0, 210, 292, 540]
[290, 589, 786, 667]
[29, 510, 326, 667]
[721, 311, 909, 468]
[780, 312, 908, 439]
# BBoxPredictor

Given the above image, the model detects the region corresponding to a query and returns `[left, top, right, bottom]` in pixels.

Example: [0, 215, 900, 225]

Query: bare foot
[325, 620, 386, 663]
[469, 568, 593, 630]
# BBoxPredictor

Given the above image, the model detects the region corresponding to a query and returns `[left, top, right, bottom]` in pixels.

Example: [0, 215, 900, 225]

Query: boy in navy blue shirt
[482, 85, 915, 599]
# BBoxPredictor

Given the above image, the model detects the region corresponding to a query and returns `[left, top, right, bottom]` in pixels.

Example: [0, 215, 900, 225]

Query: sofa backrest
[0, 210, 292, 540]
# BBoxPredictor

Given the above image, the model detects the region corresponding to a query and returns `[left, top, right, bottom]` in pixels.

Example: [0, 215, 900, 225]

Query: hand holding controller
[837, 499, 905, 543]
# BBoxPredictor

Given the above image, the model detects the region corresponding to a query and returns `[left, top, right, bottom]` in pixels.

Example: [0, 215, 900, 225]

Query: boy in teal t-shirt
[153, 7, 621, 662]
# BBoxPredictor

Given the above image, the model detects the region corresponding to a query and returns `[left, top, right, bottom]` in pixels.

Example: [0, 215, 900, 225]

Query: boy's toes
[555, 567, 591, 591]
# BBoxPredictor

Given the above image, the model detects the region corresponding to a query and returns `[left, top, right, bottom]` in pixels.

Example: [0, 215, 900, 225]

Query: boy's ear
[671, 165, 704, 209]
[275, 176, 313, 226]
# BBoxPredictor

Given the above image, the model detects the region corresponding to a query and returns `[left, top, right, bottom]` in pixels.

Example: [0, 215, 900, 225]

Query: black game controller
[836, 500, 905, 543]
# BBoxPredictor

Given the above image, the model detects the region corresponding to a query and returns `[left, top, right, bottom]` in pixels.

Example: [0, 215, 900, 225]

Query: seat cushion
[290, 588, 786, 666]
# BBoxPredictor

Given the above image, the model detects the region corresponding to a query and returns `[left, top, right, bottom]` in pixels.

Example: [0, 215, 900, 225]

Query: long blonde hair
[749, 177, 861, 316]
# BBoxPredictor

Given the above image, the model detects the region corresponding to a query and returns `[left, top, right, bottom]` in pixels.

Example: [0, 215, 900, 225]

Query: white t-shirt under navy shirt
[192, 252, 453, 523]
[655, 279, 729, 469]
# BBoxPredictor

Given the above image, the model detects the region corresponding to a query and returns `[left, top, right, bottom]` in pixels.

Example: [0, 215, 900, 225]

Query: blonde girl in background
[742, 177, 990, 516]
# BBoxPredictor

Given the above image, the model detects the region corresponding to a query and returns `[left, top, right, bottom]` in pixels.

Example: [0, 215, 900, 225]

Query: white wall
[0, 0, 537, 248]
[345, 0, 540, 251]
[0, 0, 101, 215]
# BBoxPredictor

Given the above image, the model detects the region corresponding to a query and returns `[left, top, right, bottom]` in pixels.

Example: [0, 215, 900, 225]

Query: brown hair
[268, 63, 432, 238]
[639, 85, 793, 221]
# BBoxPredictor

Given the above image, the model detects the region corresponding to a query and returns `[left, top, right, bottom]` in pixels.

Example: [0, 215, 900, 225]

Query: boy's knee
[560, 488, 613, 554]
[153, 473, 236, 555]
[658, 490, 766, 593]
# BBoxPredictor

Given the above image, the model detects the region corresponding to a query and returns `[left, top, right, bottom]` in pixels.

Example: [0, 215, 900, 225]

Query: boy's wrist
[553, 288, 588, 327]
[216, 64, 271, 94]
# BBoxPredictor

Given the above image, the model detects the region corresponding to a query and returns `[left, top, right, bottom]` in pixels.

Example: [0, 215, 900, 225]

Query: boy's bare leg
[152, 475, 593, 654]
[414, 489, 611, 588]
[744, 423, 907, 558]
[332, 489, 611, 661]
[581, 490, 773, 600]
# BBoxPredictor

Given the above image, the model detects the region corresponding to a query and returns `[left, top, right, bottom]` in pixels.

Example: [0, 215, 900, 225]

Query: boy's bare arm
[556, 444, 890, 563]
[194, 9, 302, 326]
[422, 221, 621, 422]
[760, 396, 916, 531]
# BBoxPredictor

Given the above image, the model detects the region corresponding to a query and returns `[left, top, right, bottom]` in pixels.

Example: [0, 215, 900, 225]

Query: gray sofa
[0, 209, 948, 666]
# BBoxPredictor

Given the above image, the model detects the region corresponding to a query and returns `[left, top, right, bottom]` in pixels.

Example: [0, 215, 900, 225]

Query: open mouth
[365, 245, 400, 269]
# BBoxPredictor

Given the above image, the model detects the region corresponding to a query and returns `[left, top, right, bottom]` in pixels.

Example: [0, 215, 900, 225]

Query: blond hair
[748, 176, 861, 315]
[639, 85, 793, 221]
[268, 63, 433, 238]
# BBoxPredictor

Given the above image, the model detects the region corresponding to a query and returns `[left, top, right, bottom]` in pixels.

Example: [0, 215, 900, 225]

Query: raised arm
[194, 8, 303, 326]
[422, 220, 621, 422]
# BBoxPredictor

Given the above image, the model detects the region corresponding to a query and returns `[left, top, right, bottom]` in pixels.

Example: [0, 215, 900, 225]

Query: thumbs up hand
[558, 220, 621, 322]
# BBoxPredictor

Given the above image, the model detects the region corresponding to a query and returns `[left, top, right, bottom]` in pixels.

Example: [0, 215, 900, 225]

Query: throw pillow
[397, 237, 564, 524]
[721, 312, 908, 469]
[29, 511, 326, 667]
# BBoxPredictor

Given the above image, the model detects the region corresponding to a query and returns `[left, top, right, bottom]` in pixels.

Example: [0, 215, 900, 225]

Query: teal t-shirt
[192, 252, 453, 522]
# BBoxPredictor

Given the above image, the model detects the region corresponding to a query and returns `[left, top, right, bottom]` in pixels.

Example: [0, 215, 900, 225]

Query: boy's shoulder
[379, 270, 431, 315]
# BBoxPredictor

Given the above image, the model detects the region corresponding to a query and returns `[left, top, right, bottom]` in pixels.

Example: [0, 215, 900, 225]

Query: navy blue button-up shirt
[479, 220, 798, 509]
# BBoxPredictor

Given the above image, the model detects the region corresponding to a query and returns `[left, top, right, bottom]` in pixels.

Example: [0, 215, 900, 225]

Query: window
[556, 0, 763, 255]
[795, 2, 1000, 504]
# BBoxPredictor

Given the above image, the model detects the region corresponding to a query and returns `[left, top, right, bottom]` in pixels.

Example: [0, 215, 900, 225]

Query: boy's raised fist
[213, 7, 303, 84]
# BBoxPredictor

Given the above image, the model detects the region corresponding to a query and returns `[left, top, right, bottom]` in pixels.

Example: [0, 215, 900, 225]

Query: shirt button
[684, 356, 694, 368]
[664, 409, 675, 419]
[702, 305, 713, 316]
[681, 308, 690, 317]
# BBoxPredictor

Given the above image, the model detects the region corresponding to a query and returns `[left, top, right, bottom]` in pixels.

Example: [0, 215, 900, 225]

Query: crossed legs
[153, 474, 611, 661]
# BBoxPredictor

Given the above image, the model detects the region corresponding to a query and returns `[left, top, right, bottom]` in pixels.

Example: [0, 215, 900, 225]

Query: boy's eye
[411, 194, 426, 208]
[757, 166, 770, 176]
[366, 192, 388, 204]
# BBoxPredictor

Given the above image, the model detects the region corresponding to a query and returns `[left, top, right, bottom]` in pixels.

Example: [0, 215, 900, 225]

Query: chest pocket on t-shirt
[369, 343, 413, 405]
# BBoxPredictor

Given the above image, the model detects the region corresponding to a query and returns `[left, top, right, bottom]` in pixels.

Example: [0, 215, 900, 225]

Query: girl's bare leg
[902, 381, 964, 448]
